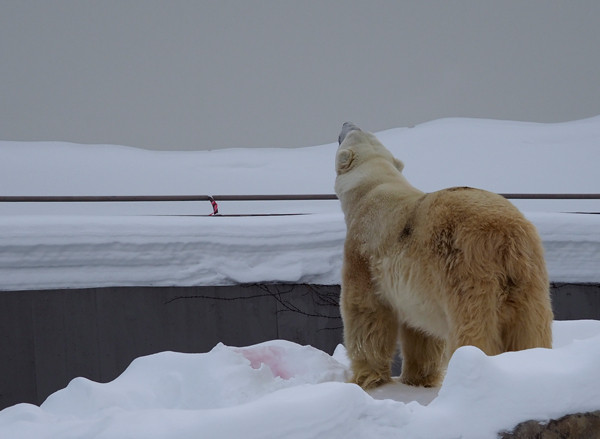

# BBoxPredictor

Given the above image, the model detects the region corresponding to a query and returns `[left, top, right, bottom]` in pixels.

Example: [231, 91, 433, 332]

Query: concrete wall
[0, 284, 342, 409]
[1, 283, 598, 410]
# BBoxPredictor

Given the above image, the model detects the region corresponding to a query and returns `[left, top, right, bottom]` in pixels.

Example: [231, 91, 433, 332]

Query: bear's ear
[336, 148, 355, 173]
[394, 158, 404, 172]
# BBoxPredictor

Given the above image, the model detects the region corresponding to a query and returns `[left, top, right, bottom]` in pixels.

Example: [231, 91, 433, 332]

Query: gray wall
[0, 284, 343, 409]
[1, 283, 598, 410]
[1, 1, 599, 150]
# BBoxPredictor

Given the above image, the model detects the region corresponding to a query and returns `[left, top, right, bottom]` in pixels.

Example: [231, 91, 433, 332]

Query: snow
[1, 116, 600, 289]
[1, 321, 600, 439]
[1, 116, 600, 436]
[2, 115, 599, 216]
[1, 211, 599, 291]
[0, 214, 346, 290]
[529, 212, 600, 283]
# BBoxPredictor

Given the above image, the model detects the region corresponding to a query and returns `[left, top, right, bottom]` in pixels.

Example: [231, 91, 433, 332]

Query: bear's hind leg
[501, 282, 553, 351]
[446, 283, 504, 356]
[398, 323, 446, 387]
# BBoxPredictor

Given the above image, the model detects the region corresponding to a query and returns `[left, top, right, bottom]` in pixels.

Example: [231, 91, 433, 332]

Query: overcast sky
[1, 1, 599, 150]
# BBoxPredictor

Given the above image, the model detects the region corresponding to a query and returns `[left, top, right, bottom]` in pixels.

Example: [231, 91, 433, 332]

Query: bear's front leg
[398, 322, 446, 387]
[340, 251, 398, 390]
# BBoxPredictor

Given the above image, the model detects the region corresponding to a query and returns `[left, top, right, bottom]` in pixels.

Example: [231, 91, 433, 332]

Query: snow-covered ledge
[0, 212, 599, 292]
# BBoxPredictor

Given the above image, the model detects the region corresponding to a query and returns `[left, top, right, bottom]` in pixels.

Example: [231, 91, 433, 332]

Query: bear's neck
[337, 171, 423, 217]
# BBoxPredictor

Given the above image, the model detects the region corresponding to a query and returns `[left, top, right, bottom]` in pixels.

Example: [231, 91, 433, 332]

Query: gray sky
[1, 1, 599, 150]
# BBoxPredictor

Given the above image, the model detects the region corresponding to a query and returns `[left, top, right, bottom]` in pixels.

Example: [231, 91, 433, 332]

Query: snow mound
[40, 340, 348, 416]
[1, 321, 600, 439]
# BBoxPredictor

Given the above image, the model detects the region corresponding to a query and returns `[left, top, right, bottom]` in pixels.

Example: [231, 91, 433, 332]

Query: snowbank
[0, 214, 345, 290]
[1, 116, 599, 216]
[1, 321, 599, 439]
[1, 210, 599, 291]
[1, 116, 599, 290]
[0, 117, 600, 290]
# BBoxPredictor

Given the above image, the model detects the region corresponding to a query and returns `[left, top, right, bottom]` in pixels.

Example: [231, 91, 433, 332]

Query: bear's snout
[338, 122, 362, 145]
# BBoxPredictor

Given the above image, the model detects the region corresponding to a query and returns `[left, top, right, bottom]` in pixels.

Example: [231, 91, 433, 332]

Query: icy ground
[0, 321, 599, 439]
[1, 116, 599, 437]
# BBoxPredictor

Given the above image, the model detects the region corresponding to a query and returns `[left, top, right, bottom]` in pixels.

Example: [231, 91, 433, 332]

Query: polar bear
[335, 122, 553, 389]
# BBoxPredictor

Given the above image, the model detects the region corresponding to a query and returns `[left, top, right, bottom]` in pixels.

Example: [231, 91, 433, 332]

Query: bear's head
[335, 122, 404, 177]
[335, 123, 421, 215]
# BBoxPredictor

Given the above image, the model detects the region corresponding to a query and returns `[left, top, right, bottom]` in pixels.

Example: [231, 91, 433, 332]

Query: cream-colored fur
[335, 123, 553, 390]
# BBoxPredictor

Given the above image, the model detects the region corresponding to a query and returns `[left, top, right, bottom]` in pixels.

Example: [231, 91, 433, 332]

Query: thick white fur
[335, 126, 553, 389]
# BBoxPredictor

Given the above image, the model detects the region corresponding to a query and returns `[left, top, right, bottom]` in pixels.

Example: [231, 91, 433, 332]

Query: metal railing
[1, 193, 600, 203]
[0, 194, 337, 202]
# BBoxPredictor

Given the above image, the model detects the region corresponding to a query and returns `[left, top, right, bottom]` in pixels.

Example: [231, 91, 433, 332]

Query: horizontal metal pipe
[0, 194, 337, 202]
[0, 195, 211, 203]
[498, 193, 600, 200]
[0, 193, 599, 202]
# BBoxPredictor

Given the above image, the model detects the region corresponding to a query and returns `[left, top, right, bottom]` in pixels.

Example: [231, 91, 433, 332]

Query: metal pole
[0, 194, 599, 202]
